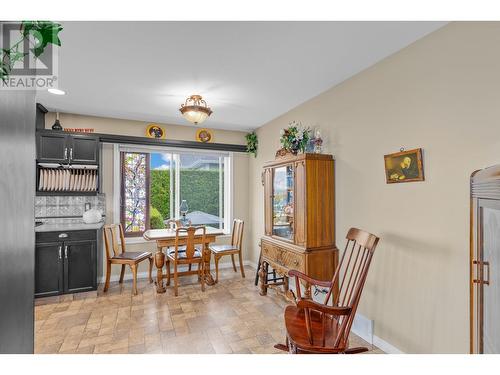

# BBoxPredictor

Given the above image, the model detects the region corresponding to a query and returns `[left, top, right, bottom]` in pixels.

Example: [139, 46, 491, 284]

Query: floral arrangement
[279, 121, 310, 154]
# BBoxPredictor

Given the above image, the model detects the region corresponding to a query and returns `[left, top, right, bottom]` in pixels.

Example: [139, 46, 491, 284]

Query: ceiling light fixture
[48, 88, 66, 95]
[179, 95, 212, 125]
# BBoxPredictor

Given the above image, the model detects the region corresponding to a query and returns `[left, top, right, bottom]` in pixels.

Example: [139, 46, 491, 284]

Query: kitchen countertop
[35, 221, 104, 233]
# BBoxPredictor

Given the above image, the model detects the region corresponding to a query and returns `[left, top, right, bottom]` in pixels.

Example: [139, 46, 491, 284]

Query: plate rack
[36, 163, 100, 195]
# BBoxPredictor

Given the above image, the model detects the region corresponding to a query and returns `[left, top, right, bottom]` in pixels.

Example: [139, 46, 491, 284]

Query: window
[115, 145, 232, 237]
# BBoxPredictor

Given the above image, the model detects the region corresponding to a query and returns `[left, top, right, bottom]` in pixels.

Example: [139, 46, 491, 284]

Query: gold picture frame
[384, 148, 424, 184]
[146, 124, 165, 139]
[196, 128, 213, 143]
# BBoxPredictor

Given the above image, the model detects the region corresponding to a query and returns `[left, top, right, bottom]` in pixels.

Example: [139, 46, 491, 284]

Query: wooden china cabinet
[259, 153, 338, 298]
[470, 164, 500, 353]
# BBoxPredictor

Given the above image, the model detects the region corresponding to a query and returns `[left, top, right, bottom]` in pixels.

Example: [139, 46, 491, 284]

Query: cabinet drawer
[36, 230, 97, 243]
[261, 241, 305, 272]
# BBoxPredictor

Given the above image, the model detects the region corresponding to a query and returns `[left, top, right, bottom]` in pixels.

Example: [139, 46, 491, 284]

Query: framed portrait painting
[384, 148, 424, 184]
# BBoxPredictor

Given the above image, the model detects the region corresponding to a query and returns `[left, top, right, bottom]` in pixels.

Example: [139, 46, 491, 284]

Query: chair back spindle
[231, 219, 244, 249]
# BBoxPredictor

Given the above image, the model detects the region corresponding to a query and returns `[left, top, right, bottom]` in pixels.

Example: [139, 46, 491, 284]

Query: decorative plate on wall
[196, 128, 213, 143]
[146, 124, 166, 139]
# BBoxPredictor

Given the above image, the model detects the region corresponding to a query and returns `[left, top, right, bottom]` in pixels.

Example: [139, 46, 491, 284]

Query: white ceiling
[36, 21, 446, 131]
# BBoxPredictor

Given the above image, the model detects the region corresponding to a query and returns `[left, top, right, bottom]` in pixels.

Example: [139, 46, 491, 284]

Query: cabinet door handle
[58, 246, 62, 259]
[69, 148, 73, 161]
[473, 260, 490, 285]
[64, 148, 68, 160]
[64, 245, 68, 259]
[484, 261, 490, 285]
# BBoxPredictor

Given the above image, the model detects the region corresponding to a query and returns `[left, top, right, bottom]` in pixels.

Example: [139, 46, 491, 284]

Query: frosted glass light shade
[181, 108, 210, 125]
[179, 95, 212, 125]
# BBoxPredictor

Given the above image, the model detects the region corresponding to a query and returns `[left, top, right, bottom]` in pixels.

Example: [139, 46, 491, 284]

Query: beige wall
[248, 22, 500, 353]
[45, 113, 250, 280]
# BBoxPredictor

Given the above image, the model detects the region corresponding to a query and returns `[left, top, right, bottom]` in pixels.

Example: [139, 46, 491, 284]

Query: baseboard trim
[351, 313, 404, 354]
[372, 334, 404, 354]
[99, 260, 257, 284]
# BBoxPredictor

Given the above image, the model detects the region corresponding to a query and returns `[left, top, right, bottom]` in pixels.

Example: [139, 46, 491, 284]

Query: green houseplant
[245, 131, 258, 157]
[1, 21, 63, 82]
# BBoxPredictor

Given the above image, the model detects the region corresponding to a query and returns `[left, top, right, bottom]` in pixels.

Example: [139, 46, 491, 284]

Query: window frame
[113, 144, 233, 239]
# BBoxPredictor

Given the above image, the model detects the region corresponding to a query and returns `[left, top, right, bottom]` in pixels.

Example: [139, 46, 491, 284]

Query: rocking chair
[276, 227, 380, 354]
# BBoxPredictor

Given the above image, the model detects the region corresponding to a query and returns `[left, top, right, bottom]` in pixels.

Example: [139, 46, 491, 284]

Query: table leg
[259, 261, 268, 296]
[203, 242, 215, 286]
[154, 245, 166, 293]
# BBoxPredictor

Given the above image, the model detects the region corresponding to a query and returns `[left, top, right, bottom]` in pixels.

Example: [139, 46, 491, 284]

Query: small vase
[289, 141, 300, 155]
[314, 144, 322, 154]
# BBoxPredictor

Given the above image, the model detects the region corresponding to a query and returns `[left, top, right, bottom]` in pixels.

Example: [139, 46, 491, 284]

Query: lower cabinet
[64, 240, 96, 294]
[35, 230, 99, 298]
[34, 242, 64, 297]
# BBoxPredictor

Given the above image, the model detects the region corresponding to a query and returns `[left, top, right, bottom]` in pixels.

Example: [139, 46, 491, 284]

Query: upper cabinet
[37, 131, 99, 165]
[37, 132, 67, 162]
[68, 136, 99, 164]
[263, 153, 335, 250]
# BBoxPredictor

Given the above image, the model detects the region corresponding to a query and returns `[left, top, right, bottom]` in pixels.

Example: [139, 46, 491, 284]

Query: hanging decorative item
[245, 132, 258, 157]
[179, 95, 213, 125]
[277, 121, 310, 157]
[51, 112, 63, 130]
[146, 124, 166, 139]
[196, 128, 213, 143]
[384, 148, 424, 183]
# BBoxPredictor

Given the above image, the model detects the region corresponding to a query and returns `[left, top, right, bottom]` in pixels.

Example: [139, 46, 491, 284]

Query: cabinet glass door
[480, 204, 500, 353]
[272, 165, 294, 240]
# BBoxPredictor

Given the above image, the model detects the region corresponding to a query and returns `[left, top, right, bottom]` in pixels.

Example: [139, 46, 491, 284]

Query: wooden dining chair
[165, 218, 182, 229]
[166, 226, 206, 296]
[103, 224, 153, 295]
[209, 219, 244, 283]
[276, 227, 380, 354]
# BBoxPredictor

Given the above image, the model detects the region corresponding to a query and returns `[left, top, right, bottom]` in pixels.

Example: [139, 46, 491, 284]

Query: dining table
[143, 226, 224, 293]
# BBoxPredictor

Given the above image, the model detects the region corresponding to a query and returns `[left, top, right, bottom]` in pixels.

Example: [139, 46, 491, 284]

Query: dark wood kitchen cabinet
[68, 135, 99, 164]
[36, 130, 99, 164]
[64, 239, 96, 294]
[36, 132, 67, 163]
[35, 230, 100, 298]
[34, 242, 63, 298]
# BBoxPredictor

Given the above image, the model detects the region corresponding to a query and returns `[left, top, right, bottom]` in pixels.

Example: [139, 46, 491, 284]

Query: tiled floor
[34, 266, 383, 354]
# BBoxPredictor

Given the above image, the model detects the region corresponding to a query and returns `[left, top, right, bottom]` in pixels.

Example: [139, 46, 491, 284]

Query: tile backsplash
[35, 194, 106, 219]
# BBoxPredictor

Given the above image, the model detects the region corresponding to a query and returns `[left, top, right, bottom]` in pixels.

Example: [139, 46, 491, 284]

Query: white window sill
[124, 233, 232, 245]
